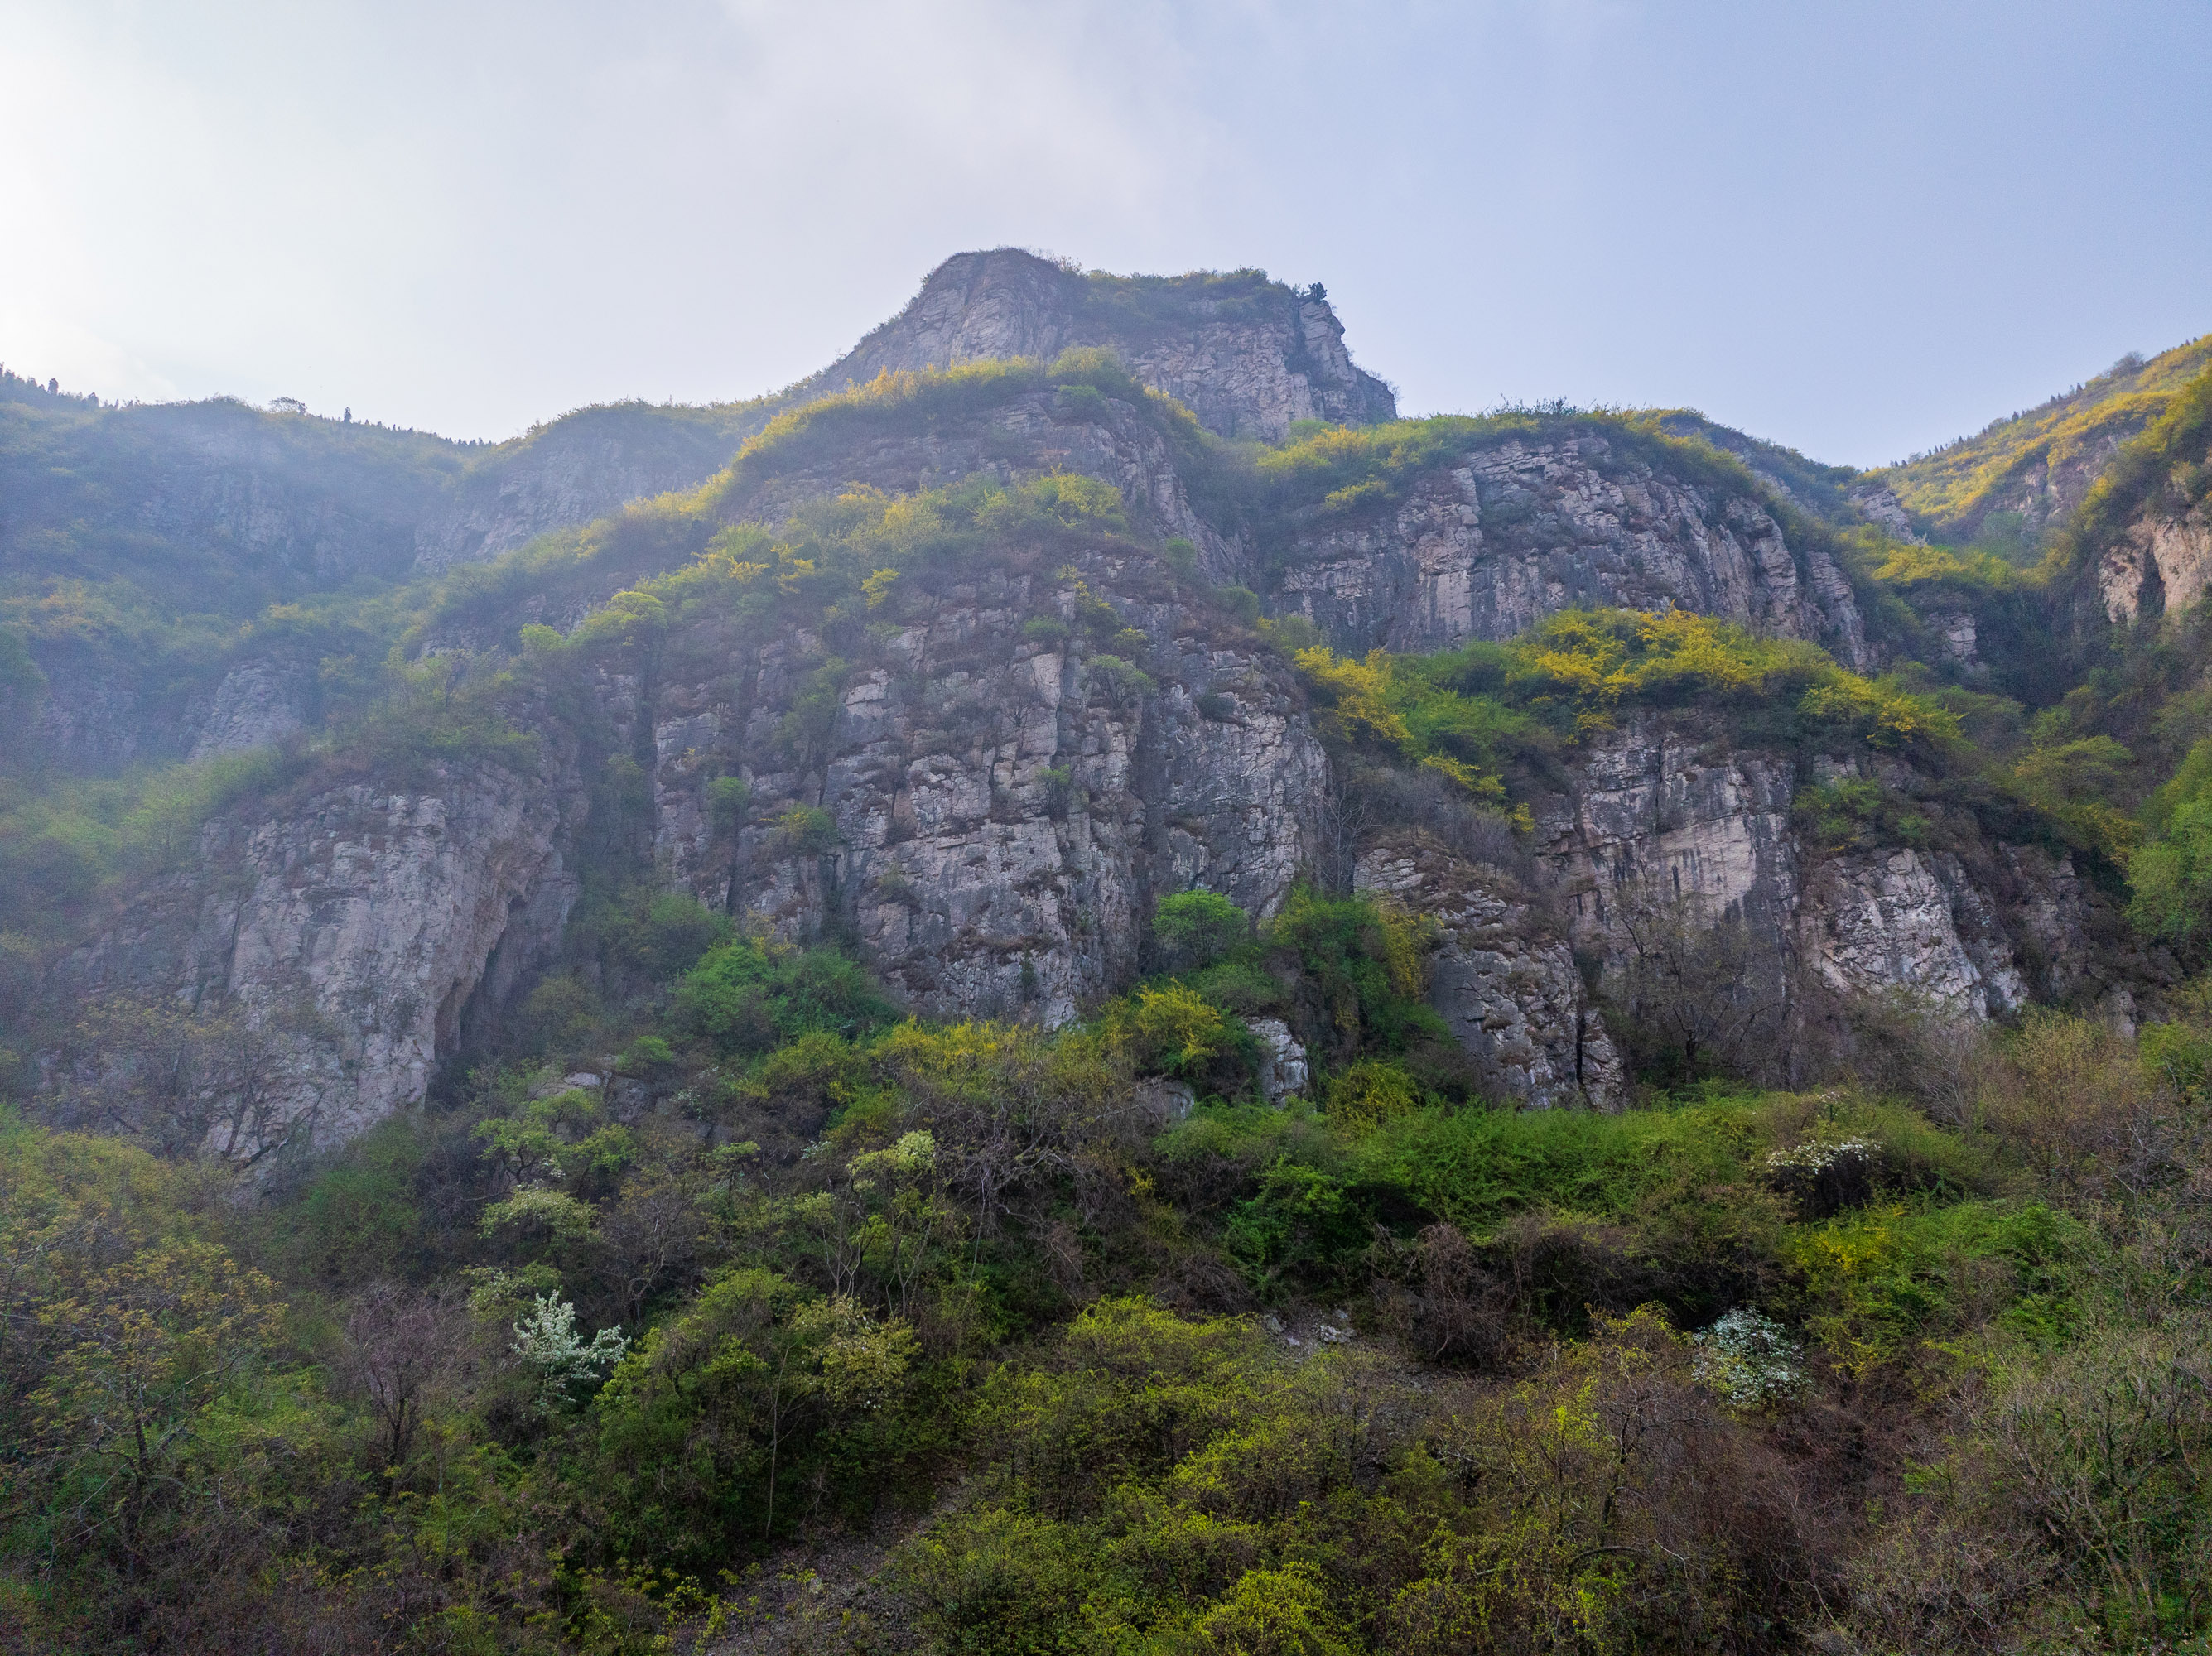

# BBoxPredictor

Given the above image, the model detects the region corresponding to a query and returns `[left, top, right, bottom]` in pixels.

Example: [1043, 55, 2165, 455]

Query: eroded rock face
[2097, 502, 2212, 623]
[812, 249, 1396, 440]
[1530, 717, 1801, 946]
[1275, 436, 1869, 667]
[1848, 485, 1923, 544]
[1355, 831, 1623, 1110]
[1803, 847, 2026, 1014]
[60, 762, 578, 1157]
[1247, 1018, 1309, 1104]
[1525, 715, 2152, 1028]
[648, 558, 1327, 1028]
[191, 660, 311, 759]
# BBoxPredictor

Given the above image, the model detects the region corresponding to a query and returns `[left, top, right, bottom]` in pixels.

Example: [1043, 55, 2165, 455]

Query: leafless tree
[598, 1163, 709, 1324]
[340, 1283, 465, 1471]
[62, 995, 331, 1162]
[1610, 887, 1795, 1085]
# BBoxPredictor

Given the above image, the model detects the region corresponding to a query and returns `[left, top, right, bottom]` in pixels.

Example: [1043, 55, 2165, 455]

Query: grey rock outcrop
[1802, 846, 2026, 1013]
[59, 760, 577, 1158]
[812, 249, 1395, 440]
[1847, 485, 1924, 544]
[1530, 716, 1800, 947]
[1355, 830, 1623, 1110]
[1526, 715, 2156, 1028]
[1275, 435, 1870, 667]
[2096, 499, 2212, 623]
[191, 659, 311, 759]
[647, 561, 1327, 1028]
[1247, 1018, 1309, 1104]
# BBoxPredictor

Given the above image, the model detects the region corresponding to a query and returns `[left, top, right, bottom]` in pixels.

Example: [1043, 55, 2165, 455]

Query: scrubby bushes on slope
[7, 855, 2212, 1652]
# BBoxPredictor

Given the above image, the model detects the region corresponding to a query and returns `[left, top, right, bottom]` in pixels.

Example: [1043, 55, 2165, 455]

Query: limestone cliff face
[1526, 715, 2160, 1028]
[25, 260, 2185, 1153]
[1848, 485, 1924, 543]
[1271, 435, 1871, 667]
[190, 659, 314, 759]
[59, 760, 578, 1158]
[2096, 498, 2212, 623]
[1355, 832, 1623, 1110]
[812, 249, 1396, 441]
[645, 561, 1326, 1027]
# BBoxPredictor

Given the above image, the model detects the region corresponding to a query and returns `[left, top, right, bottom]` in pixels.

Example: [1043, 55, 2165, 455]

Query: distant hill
[1865, 333, 2212, 550]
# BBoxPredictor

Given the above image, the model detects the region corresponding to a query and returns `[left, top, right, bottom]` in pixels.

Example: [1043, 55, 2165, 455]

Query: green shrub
[1152, 889, 1249, 972]
[674, 937, 894, 1056]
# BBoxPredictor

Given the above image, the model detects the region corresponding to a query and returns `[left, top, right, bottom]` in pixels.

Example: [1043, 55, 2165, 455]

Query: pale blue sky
[2, 0, 2206, 467]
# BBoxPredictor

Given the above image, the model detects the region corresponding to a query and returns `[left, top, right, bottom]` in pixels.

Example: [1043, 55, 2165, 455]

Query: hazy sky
[3, 1, 2207, 468]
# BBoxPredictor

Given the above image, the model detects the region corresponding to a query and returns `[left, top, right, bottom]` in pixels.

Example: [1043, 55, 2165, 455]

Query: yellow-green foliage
[4, 965, 2205, 1650]
[1294, 608, 1959, 807]
[518, 471, 1137, 672]
[422, 354, 1182, 653]
[713, 355, 1207, 508]
[2061, 356, 2212, 566]
[1323, 1057, 1424, 1134]
[899, 1297, 1819, 1654]
[1113, 982, 1234, 1077]
[1785, 1198, 2096, 1377]
[1861, 532, 2023, 595]
[2000, 734, 2140, 855]
[0, 744, 309, 941]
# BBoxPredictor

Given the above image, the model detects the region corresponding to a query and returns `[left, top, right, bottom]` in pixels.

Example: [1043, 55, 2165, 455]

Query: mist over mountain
[4, 250, 2212, 1653]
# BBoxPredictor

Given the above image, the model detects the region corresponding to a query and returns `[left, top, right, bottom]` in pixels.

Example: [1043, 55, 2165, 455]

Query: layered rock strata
[648, 562, 1328, 1027]
[1526, 715, 2157, 1024]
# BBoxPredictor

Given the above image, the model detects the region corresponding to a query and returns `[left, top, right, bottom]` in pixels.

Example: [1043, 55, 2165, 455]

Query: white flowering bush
[1694, 1307, 1805, 1407]
[513, 1293, 629, 1408]
[1764, 1137, 1882, 1173]
[1766, 1136, 1882, 1216]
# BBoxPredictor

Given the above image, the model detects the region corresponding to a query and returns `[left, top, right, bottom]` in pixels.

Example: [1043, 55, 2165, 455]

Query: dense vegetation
[0, 372, 778, 775]
[6, 904, 2210, 1651]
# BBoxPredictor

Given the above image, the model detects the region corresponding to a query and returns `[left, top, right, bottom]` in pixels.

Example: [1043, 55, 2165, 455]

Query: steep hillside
[1863, 332, 2212, 550]
[0, 255, 1397, 771]
[0, 368, 774, 768]
[11, 345, 2176, 1160]
[2066, 359, 2212, 625]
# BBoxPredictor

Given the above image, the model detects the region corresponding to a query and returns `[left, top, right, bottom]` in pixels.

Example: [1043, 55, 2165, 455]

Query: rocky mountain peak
[808, 248, 1397, 440]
